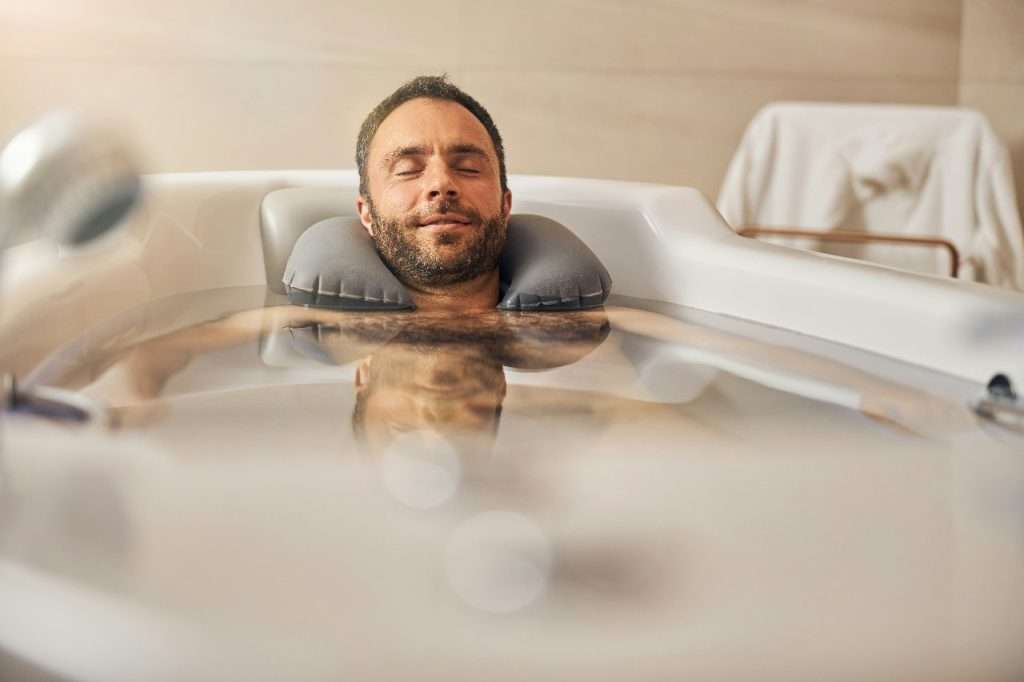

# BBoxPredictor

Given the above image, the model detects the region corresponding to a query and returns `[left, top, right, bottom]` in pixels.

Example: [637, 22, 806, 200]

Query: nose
[425, 160, 458, 202]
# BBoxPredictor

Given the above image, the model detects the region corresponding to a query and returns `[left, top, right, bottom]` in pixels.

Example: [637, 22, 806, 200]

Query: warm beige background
[0, 1, 1020, 221]
[960, 0, 1024, 224]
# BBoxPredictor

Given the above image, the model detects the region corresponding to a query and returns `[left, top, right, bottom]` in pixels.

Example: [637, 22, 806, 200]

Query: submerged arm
[605, 306, 977, 437]
[83, 306, 386, 408]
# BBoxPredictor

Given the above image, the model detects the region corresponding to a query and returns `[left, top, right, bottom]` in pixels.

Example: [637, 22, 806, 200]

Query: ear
[356, 195, 375, 236]
[354, 357, 372, 392]
[501, 189, 512, 220]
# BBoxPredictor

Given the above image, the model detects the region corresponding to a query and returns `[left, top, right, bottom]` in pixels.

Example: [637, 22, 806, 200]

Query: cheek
[375, 182, 421, 216]
[455, 186, 498, 219]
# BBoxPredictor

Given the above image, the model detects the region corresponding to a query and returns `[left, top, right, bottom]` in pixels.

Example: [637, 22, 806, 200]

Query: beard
[368, 198, 507, 288]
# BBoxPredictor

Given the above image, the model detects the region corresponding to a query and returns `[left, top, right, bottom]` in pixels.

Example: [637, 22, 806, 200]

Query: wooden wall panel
[457, 0, 961, 79]
[0, 60, 447, 172]
[462, 70, 956, 196]
[959, 0, 1024, 227]
[0, 1, 964, 205]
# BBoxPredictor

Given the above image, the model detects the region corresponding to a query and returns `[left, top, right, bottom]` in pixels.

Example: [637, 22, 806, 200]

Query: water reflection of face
[353, 341, 507, 453]
[292, 310, 610, 456]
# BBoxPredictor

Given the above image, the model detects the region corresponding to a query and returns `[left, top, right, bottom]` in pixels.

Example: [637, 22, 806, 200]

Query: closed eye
[393, 164, 423, 177]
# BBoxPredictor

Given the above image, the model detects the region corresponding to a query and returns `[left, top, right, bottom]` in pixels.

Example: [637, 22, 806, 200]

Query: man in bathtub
[74, 76, 978, 442]
[352, 75, 512, 311]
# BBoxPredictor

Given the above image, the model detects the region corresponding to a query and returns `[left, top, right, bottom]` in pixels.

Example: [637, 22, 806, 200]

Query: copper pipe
[737, 226, 960, 278]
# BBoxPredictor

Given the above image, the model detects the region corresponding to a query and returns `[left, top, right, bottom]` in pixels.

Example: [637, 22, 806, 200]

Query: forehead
[369, 97, 497, 163]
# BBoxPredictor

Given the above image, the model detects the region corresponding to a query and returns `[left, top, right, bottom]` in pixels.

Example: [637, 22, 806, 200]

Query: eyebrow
[447, 143, 489, 159]
[380, 143, 491, 168]
[381, 145, 428, 167]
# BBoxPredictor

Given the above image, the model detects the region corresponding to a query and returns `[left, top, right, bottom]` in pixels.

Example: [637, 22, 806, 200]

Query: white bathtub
[0, 172, 1022, 681]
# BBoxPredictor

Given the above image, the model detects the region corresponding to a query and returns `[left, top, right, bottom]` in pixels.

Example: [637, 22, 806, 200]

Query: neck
[407, 269, 500, 312]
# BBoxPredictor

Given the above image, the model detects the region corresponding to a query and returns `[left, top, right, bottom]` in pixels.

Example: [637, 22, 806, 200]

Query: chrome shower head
[0, 113, 141, 423]
[0, 112, 141, 248]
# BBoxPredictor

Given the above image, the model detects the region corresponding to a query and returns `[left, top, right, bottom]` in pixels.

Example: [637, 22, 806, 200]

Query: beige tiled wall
[959, 0, 1024, 224]
[0, 0, 974, 205]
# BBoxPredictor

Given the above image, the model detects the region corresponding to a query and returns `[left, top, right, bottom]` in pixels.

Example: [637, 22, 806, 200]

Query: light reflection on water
[379, 433, 461, 510]
[447, 510, 552, 614]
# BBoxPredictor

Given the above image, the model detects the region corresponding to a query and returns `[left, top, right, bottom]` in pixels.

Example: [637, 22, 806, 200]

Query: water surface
[3, 286, 1023, 680]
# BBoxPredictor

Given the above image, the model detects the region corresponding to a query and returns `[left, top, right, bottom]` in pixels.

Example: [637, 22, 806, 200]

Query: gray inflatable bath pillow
[283, 214, 612, 311]
[283, 217, 414, 310]
[498, 214, 611, 311]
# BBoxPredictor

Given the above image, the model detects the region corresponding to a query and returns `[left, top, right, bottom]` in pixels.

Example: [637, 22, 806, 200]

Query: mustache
[403, 199, 482, 228]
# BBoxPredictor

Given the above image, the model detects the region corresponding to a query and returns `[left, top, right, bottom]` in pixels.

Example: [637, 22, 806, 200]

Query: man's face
[357, 98, 512, 288]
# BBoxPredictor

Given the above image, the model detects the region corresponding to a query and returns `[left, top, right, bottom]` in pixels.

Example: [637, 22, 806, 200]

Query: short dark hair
[355, 75, 508, 197]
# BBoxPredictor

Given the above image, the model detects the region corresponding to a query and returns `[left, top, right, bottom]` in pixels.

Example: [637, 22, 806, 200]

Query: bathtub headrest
[260, 187, 360, 295]
[262, 187, 612, 311]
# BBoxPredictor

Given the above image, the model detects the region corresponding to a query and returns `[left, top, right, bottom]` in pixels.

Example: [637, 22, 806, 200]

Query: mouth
[417, 213, 473, 231]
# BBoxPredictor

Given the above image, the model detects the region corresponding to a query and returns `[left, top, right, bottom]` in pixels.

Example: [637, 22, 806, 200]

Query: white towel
[717, 103, 1024, 290]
